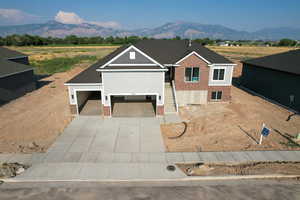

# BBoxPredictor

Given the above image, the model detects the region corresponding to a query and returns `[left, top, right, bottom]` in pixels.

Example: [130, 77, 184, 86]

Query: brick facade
[103, 106, 111, 117]
[175, 54, 209, 90]
[207, 86, 231, 102]
[174, 53, 231, 103]
[156, 105, 164, 116]
[69, 105, 77, 115]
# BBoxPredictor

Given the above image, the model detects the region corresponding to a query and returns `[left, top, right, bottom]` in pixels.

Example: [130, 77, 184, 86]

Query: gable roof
[0, 46, 27, 59]
[65, 62, 102, 84]
[134, 40, 233, 64]
[242, 49, 300, 75]
[0, 47, 33, 78]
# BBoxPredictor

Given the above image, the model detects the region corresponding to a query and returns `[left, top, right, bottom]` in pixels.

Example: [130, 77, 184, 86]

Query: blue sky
[0, 0, 299, 31]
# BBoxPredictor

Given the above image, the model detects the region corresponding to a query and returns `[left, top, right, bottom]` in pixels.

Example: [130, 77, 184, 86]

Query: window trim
[129, 51, 136, 60]
[184, 67, 200, 83]
[211, 91, 223, 101]
[212, 67, 226, 81]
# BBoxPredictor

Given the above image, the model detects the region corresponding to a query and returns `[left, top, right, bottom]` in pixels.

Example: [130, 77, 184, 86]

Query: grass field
[9, 46, 118, 74]
[208, 46, 298, 61]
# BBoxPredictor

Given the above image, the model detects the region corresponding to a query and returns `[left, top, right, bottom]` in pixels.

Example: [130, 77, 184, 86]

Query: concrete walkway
[1, 115, 300, 181]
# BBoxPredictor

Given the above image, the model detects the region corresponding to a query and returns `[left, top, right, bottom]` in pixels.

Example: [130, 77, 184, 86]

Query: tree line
[0, 34, 298, 47]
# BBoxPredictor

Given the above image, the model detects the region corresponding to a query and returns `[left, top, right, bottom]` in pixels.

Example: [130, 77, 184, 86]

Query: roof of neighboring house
[66, 40, 233, 84]
[0, 59, 33, 78]
[242, 49, 300, 75]
[0, 47, 33, 78]
[65, 63, 102, 84]
[0, 46, 27, 59]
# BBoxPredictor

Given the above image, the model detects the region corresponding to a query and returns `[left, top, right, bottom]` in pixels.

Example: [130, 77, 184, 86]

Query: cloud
[0, 8, 41, 25]
[55, 11, 84, 25]
[55, 11, 120, 29]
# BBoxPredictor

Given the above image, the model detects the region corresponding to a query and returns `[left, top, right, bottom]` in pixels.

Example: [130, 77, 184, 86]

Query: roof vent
[189, 39, 192, 47]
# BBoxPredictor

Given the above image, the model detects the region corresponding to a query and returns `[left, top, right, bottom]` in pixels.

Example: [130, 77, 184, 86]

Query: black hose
[168, 121, 188, 139]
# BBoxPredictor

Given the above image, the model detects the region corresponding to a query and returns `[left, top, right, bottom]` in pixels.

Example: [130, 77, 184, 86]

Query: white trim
[108, 64, 158, 66]
[64, 83, 102, 86]
[208, 64, 237, 67]
[97, 69, 168, 72]
[211, 67, 226, 82]
[0, 68, 34, 79]
[175, 51, 211, 65]
[73, 88, 102, 115]
[164, 64, 180, 67]
[100, 45, 165, 68]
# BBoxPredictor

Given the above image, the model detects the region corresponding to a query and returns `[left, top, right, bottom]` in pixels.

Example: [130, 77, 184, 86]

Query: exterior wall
[103, 106, 111, 116]
[156, 105, 164, 115]
[0, 70, 36, 103]
[207, 86, 231, 102]
[208, 65, 233, 86]
[8, 57, 30, 65]
[67, 85, 103, 105]
[111, 49, 154, 64]
[241, 64, 300, 111]
[175, 54, 209, 90]
[102, 71, 164, 107]
[174, 54, 232, 105]
[69, 105, 77, 115]
[177, 90, 208, 105]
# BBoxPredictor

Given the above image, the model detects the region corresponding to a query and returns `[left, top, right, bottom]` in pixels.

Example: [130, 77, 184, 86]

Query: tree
[278, 38, 297, 46]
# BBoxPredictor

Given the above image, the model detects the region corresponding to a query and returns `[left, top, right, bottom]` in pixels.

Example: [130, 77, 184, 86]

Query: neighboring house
[65, 40, 235, 117]
[241, 49, 300, 111]
[0, 47, 36, 105]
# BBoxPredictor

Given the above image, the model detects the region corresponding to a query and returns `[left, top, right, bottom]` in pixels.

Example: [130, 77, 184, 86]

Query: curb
[1, 174, 300, 183]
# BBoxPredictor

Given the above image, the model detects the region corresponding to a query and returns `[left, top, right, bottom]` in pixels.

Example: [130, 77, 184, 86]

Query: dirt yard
[0, 65, 87, 153]
[177, 161, 300, 176]
[161, 86, 300, 152]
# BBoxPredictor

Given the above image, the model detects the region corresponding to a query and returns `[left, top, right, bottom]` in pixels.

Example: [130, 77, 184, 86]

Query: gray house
[65, 40, 236, 117]
[0, 47, 36, 105]
[241, 49, 300, 111]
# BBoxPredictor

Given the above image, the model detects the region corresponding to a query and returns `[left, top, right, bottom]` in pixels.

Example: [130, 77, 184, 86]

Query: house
[241, 49, 300, 111]
[0, 47, 36, 105]
[65, 40, 236, 117]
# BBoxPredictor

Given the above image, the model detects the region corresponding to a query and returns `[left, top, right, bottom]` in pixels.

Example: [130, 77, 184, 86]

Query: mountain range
[0, 21, 299, 40]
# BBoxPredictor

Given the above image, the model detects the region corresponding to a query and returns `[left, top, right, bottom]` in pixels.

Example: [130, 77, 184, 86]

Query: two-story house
[65, 40, 235, 117]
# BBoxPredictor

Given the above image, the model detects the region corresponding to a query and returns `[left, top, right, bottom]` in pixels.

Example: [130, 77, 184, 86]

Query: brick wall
[174, 54, 209, 90]
[103, 106, 111, 116]
[69, 105, 77, 115]
[156, 105, 164, 116]
[207, 86, 231, 102]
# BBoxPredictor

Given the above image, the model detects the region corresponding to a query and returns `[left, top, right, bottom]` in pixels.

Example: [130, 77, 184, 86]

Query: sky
[0, 0, 299, 31]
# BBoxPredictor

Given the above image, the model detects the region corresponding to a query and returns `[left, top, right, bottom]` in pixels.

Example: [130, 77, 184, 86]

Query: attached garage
[111, 95, 156, 117]
[77, 91, 102, 115]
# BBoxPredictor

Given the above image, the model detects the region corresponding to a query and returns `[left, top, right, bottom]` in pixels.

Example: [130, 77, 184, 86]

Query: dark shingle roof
[0, 47, 33, 78]
[66, 40, 233, 84]
[243, 49, 300, 75]
[134, 40, 233, 64]
[0, 46, 27, 59]
[0, 59, 33, 78]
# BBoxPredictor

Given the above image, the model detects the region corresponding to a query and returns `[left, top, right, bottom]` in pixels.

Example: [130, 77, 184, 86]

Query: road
[0, 179, 299, 200]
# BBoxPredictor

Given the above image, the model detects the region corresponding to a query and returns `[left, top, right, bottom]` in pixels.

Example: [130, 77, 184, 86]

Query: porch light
[159, 95, 161, 101]
[105, 96, 108, 101]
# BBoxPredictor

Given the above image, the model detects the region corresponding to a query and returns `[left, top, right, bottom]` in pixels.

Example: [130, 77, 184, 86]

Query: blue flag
[261, 127, 271, 137]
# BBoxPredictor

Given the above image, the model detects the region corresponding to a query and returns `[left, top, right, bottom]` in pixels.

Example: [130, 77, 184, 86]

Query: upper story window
[185, 67, 200, 82]
[129, 51, 136, 60]
[213, 68, 225, 80]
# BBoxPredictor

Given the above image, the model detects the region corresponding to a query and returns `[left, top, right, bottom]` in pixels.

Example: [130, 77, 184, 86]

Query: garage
[76, 90, 102, 116]
[111, 95, 156, 117]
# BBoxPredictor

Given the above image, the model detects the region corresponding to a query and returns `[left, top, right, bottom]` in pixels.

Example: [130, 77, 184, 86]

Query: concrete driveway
[48, 116, 165, 155]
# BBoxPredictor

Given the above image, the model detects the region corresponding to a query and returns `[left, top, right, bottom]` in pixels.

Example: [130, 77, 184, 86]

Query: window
[213, 68, 225, 80]
[185, 67, 200, 82]
[129, 51, 136, 60]
[211, 91, 222, 100]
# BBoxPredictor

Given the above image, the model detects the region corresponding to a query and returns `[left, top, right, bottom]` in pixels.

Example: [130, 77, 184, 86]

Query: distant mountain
[0, 21, 299, 40]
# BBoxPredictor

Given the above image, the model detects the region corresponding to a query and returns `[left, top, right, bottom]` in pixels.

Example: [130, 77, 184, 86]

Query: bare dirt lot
[0, 66, 85, 153]
[161, 86, 300, 152]
[177, 161, 300, 176]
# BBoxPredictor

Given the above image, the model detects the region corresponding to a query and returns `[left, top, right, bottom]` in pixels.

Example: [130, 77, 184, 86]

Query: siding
[110, 49, 155, 64]
[241, 64, 300, 111]
[208, 65, 233, 86]
[102, 71, 164, 106]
